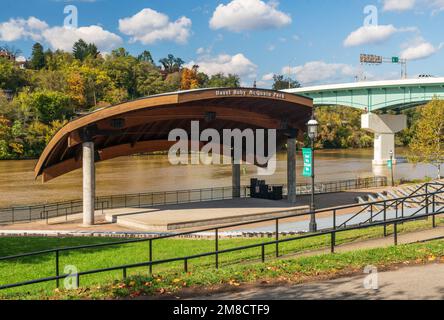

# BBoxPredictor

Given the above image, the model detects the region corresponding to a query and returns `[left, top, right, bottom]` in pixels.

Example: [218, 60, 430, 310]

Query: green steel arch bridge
[285, 77, 444, 112]
[284, 78, 444, 165]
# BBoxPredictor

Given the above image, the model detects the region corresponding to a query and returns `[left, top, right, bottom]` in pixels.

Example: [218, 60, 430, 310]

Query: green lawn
[0, 217, 442, 299]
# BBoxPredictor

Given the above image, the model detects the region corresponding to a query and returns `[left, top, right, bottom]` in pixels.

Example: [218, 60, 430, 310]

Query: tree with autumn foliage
[408, 98, 444, 178]
[180, 66, 199, 90]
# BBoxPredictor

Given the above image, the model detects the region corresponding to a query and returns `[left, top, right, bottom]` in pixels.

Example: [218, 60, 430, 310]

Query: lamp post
[389, 150, 395, 187]
[307, 117, 319, 233]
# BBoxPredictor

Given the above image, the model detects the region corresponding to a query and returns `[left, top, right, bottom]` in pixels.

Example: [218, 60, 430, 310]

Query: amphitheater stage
[104, 198, 310, 232]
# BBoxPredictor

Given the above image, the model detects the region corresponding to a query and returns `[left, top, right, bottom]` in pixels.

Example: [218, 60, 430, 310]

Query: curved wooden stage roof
[35, 88, 313, 182]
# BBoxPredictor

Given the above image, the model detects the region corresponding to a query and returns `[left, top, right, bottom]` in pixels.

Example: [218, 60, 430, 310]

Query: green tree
[0, 116, 24, 159]
[135, 62, 168, 96]
[196, 72, 209, 88]
[207, 73, 240, 88]
[314, 106, 373, 149]
[408, 99, 444, 178]
[159, 54, 184, 73]
[30, 43, 46, 70]
[164, 72, 181, 91]
[111, 47, 130, 58]
[104, 49, 138, 98]
[78, 64, 112, 107]
[0, 92, 15, 118]
[397, 108, 422, 146]
[73, 39, 99, 61]
[138, 50, 154, 65]
[31, 70, 66, 92]
[45, 49, 74, 71]
[0, 58, 27, 91]
[272, 74, 301, 90]
[22, 90, 73, 124]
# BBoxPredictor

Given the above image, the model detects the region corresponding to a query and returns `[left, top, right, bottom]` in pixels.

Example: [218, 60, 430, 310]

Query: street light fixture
[307, 116, 319, 233]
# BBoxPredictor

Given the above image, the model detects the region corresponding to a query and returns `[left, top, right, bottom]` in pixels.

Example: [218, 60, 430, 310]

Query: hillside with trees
[0, 41, 240, 159]
[0, 40, 423, 160]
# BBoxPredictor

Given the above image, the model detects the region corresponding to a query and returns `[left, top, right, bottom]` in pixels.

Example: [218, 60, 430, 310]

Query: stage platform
[105, 198, 309, 232]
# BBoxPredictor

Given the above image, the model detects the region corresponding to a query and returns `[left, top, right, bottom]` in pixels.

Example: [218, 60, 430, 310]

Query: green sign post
[302, 148, 313, 177]
[392, 56, 399, 63]
[387, 159, 393, 169]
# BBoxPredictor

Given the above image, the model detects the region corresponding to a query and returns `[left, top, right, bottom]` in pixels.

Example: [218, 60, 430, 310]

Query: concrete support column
[83, 141, 95, 226]
[361, 113, 407, 166]
[287, 138, 297, 203]
[232, 162, 241, 198]
[374, 133, 396, 166]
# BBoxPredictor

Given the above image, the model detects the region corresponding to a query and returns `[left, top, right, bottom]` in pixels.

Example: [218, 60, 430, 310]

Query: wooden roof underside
[35, 88, 313, 182]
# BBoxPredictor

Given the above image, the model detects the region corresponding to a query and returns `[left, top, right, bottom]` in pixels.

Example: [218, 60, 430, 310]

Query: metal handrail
[339, 181, 444, 228]
[0, 177, 387, 225]
[1, 183, 442, 291]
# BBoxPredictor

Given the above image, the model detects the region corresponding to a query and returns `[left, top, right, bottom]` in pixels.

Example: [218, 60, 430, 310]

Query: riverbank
[0, 148, 439, 208]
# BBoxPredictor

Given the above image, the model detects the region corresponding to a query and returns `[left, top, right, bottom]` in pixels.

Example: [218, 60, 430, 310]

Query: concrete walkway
[104, 198, 309, 231]
[191, 263, 444, 300]
[0, 190, 372, 233]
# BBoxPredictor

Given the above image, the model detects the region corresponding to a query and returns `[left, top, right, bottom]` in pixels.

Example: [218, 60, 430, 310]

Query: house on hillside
[0, 49, 27, 69]
[0, 49, 15, 61]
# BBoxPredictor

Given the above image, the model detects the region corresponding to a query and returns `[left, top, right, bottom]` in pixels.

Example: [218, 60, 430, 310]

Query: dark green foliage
[207, 73, 240, 88]
[137, 50, 154, 65]
[159, 54, 184, 73]
[272, 74, 301, 90]
[28, 90, 73, 124]
[73, 39, 99, 61]
[30, 43, 45, 70]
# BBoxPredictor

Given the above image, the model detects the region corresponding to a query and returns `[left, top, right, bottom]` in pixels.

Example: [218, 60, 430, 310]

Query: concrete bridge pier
[82, 141, 96, 226]
[287, 137, 297, 203]
[361, 113, 407, 166]
[232, 162, 241, 198]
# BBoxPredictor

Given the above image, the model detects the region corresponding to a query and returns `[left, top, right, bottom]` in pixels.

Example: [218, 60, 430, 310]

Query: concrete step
[356, 196, 367, 204]
[105, 198, 310, 232]
[377, 192, 389, 201]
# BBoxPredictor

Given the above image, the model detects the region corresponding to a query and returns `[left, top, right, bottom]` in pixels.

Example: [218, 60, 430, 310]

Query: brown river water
[0, 148, 438, 207]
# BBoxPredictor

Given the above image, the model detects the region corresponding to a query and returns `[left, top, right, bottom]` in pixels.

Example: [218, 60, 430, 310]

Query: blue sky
[1, 0, 443, 87]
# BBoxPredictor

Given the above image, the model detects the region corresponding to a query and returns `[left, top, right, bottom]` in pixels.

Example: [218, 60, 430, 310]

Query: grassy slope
[0, 217, 442, 299]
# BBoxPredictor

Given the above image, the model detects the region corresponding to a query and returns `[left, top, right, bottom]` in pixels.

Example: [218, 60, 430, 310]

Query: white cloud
[343, 25, 399, 47]
[0, 16, 122, 52]
[187, 53, 257, 78]
[283, 61, 358, 85]
[428, 0, 444, 13]
[262, 73, 275, 81]
[209, 0, 291, 32]
[383, 0, 416, 11]
[42, 25, 122, 52]
[381, 0, 444, 14]
[0, 17, 48, 42]
[400, 38, 443, 60]
[119, 8, 192, 44]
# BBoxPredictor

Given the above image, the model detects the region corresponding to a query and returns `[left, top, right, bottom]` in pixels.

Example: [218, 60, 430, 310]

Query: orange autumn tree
[180, 66, 199, 90]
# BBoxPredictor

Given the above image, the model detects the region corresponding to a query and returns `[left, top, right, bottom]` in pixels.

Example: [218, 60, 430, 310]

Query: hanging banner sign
[302, 148, 313, 177]
[387, 159, 393, 169]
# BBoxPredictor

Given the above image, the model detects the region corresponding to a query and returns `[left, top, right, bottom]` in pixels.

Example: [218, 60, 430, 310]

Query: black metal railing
[0, 176, 387, 225]
[1, 180, 442, 292]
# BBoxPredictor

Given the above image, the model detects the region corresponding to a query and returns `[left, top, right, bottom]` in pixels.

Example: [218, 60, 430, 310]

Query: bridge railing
[0, 176, 387, 225]
[0, 180, 442, 292]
